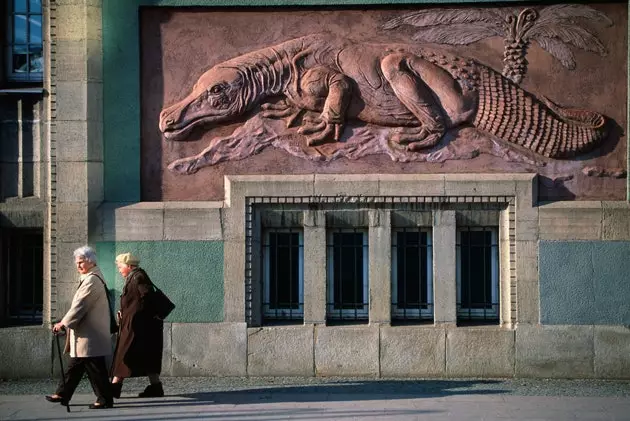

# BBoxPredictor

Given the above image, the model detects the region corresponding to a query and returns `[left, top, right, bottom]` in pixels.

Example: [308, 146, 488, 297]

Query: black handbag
[149, 284, 175, 320]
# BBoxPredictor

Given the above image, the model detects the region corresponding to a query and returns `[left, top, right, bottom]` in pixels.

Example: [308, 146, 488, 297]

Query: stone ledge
[95, 201, 224, 241]
[224, 173, 536, 204]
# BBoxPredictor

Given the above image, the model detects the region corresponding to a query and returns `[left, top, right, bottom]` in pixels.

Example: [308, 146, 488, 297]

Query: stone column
[53, 0, 103, 316]
[499, 205, 514, 328]
[432, 210, 456, 325]
[368, 209, 391, 325]
[303, 210, 326, 325]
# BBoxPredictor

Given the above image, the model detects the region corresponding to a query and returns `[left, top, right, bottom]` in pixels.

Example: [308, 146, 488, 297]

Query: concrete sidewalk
[1, 377, 629, 420]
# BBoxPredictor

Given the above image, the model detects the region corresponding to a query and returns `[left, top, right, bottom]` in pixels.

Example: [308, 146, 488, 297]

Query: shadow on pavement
[17, 379, 509, 421]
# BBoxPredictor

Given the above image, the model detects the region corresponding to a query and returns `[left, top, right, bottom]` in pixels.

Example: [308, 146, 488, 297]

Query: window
[0, 228, 43, 326]
[4, 0, 43, 83]
[326, 229, 368, 322]
[392, 228, 433, 322]
[456, 227, 499, 322]
[262, 229, 303, 322]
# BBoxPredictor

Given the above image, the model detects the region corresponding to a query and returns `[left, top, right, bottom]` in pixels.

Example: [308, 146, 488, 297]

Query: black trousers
[56, 356, 113, 404]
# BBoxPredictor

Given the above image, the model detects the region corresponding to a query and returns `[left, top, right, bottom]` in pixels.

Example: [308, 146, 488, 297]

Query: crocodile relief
[158, 33, 607, 174]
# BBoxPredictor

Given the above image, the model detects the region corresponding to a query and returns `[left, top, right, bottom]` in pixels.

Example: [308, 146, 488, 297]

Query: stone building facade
[1, 0, 629, 379]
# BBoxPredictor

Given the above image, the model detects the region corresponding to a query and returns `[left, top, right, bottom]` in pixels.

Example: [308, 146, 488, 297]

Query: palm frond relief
[381, 5, 612, 84]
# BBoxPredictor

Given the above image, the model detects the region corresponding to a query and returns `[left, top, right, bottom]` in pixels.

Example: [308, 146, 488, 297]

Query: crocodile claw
[298, 116, 343, 146]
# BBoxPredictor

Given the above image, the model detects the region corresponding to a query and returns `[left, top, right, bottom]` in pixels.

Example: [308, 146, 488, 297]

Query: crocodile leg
[291, 66, 353, 146]
[380, 53, 449, 151]
[260, 100, 306, 127]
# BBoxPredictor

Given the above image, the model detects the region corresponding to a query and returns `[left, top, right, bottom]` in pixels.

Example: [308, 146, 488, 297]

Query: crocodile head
[159, 66, 246, 141]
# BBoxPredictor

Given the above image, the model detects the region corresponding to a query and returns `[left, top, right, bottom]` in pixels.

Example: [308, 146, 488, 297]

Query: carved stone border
[223, 173, 537, 326]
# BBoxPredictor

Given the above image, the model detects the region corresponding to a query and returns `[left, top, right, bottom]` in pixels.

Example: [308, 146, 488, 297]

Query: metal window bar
[326, 229, 368, 323]
[456, 227, 499, 322]
[243, 196, 512, 327]
[391, 228, 433, 322]
[262, 229, 304, 322]
[7, 0, 43, 82]
[0, 228, 43, 326]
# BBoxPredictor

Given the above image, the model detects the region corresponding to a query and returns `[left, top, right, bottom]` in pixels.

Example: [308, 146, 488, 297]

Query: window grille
[326, 229, 368, 323]
[456, 227, 499, 322]
[5, 0, 43, 82]
[262, 229, 303, 322]
[392, 228, 433, 322]
[0, 227, 43, 326]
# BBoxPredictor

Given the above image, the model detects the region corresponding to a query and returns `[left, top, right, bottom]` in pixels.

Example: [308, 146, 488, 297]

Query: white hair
[73, 246, 97, 264]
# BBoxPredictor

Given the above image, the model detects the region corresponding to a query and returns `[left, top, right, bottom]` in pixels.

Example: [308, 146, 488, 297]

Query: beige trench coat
[60, 267, 112, 358]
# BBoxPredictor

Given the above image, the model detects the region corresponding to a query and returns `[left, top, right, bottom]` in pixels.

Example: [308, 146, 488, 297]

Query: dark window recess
[457, 227, 499, 322]
[327, 230, 368, 322]
[262, 230, 303, 321]
[392, 229, 433, 322]
[0, 228, 43, 326]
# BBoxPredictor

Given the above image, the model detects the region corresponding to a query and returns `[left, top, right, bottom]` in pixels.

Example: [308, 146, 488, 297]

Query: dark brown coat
[111, 268, 163, 378]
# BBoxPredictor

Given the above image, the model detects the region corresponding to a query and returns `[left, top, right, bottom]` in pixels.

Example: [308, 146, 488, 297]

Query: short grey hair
[73, 246, 97, 264]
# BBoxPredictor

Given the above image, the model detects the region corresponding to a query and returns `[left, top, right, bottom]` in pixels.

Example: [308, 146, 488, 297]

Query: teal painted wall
[103, 0, 548, 202]
[539, 241, 630, 325]
[95, 241, 224, 322]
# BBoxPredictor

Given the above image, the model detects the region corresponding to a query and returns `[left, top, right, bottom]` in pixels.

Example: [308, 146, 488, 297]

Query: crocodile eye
[209, 84, 224, 94]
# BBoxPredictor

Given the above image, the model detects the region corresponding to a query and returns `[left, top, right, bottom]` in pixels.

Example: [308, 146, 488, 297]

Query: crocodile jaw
[159, 66, 245, 141]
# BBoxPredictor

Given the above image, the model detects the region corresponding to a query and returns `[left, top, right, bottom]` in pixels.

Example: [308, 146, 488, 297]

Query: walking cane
[54, 330, 71, 413]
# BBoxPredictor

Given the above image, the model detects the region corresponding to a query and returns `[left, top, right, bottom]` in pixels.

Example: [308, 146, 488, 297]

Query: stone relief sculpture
[158, 7, 612, 175]
[382, 5, 611, 84]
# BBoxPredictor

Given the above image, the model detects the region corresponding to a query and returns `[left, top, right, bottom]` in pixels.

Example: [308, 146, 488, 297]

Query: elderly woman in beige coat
[45, 246, 114, 409]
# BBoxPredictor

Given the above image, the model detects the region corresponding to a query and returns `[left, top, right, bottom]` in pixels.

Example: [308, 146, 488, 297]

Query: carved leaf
[529, 24, 608, 56]
[411, 23, 502, 45]
[536, 4, 613, 27]
[535, 36, 576, 69]
[381, 9, 505, 30]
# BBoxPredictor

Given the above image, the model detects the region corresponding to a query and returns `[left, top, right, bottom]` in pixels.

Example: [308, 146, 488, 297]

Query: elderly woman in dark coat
[110, 253, 164, 399]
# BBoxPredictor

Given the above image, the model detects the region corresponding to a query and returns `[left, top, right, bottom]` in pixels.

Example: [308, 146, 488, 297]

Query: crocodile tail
[473, 66, 607, 158]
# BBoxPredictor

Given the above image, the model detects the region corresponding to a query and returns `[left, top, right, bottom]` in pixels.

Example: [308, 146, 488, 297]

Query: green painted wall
[539, 241, 630, 325]
[95, 241, 224, 322]
[103, 0, 551, 202]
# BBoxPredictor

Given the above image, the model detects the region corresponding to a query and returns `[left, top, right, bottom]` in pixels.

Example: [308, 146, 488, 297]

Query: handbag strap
[92, 273, 116, 321]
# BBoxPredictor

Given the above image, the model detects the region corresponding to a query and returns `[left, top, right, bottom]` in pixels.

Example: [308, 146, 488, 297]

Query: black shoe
[89, 401, 113, 409]
[138, 383, 164, 398]
[111, 382, 122, 399]
[45, 394, 64, 403]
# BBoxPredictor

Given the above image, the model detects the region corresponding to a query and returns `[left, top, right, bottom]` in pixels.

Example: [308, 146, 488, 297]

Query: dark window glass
[457, 227, 499, 322]
[392, 229, 433, 322]
[6, 0, 43, 82]
[263, 230, 303, 321]
[327, 230, 368, 322]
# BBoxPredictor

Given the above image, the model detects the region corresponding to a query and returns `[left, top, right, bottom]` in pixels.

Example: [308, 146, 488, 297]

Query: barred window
[326, 229, 368, 322]
[392, 228, 433, 322]
[262, 229, 303, 322]
[0, 227, 43, 326]
[456, 227, 499, 322]
[4, 0, 43, 83]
